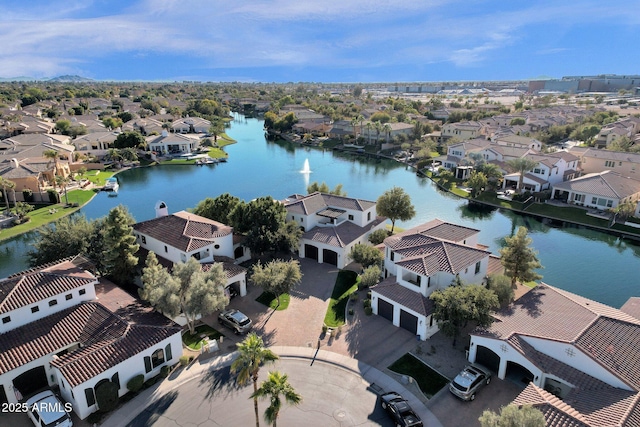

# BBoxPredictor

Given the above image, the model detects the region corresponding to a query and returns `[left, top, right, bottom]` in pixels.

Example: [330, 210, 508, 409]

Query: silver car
[26, 390, 73, 427]
[217, 309, 252, 334]
[449, 364, 491, 401]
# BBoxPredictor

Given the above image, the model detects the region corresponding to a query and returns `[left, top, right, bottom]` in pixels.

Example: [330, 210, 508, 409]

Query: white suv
[26, 390, 73, 427]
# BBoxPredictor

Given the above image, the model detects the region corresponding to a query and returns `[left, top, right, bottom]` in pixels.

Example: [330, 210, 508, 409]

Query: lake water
[1, 112, 638, 308]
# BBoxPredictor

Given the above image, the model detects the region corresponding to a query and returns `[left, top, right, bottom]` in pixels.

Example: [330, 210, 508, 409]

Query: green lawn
[388, 353, 450, 398]
[182, 324, 223, 350]
[0, 188, 98, 242]
[324, 270, 359, 327]
[75, 170, 115, 186]
[525, 203, 610, 227]
[255, 292, 290, 311]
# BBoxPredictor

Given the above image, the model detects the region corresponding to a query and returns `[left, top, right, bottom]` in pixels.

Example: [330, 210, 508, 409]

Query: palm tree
[55, 175, 70, 205]
[365, 122, 373, 145]
[382, 123, 392, 144]
[0, 177, 16, 211]
[374, 121, 383, 149]
[231, 333, 279, 427]
[506, 158, 539, 193]
[350, 117, 359, 142]
[43, 149, 61, 188]
[250, 371, 302, 427]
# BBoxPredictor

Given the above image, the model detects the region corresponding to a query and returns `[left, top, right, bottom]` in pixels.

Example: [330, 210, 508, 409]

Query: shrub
[363, 298, 371, 309]
[368, 229, 390, 245]
[364, 306, 373, 316]
[359, 265, 381, 289]
[22, 189, 33, 202]
[160, 365, 170, 378]
[348, 308, 354, 315]
[486, 274, 515, 306]
[95, 381, 119, 413]
[179, 356, 190, 366]
[47, 189, 59, 204]
[126, 374, 145, 393]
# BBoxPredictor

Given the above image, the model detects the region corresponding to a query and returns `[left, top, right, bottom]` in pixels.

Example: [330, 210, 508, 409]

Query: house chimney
[155, 200, 168, 218]
[11, 158, 19, 169]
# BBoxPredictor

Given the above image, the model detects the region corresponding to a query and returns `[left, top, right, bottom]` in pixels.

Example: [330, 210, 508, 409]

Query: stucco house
[502, 151, 580, 193]
[440, 121, 486, 142]
[551, 170, 640, 212]
[147, 131, 200, 155]
[370, 219, 496, 340]
[283, 192, 387, 269]
[73, 131, 119, 156]
[132, 202, 250, 297]
[0, 256, 182, 420]
[171, 117, 211, 134]
[470, 283, 640, 427]
[573, 148, 640, 177]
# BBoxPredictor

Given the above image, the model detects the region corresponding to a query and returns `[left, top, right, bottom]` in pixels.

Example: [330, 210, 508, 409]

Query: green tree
[102, 117, 123, 130]
[359, 265, 381, 288]
[12, 202, 33, 223]
[430, 284, 499, 346]
[55, 119, 71, 135]
[114, 131, 146, 149]
[479, 404, 545, 427]
[140, 251, 181, 317]
[376, 186, 416, 233]
[251, 259, 302, 306]
[368, 229, 390, 245]
[172, 258, 228, 334]
[509, 117, 526, 126]
[506, 158, 539, 193]
[0, 177, 16, 210]
[230, 197, 287, 256]
[101, 205, 139, 285]
[486, 274, 515, 307]
[475, 163, 504, 191]
[231, 333, 279, 427]
[27, 215, 94, 266]
[306, 181, 347, 196]
[499, 226, 542, 286]
[55, 175, 70, 205]
[611, 201, 637, 223]
[274, 220, 303, 254]
[251, 371, 302, 427]
[465, 171, 488, 198]
[193, 193, 242, 223]
[349, 243, 384, 268]
[209, 120, 225, 143]
[43, 149, 61, 185]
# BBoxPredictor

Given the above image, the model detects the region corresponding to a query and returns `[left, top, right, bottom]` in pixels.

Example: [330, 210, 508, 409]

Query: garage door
[13, 366, 48, 398]
[399, 310, 418, 335]
[305, 244, 318, 261]
[377, 299, 394, 322]
[323, 249, 338, 266]
[475, 346, 500, 373]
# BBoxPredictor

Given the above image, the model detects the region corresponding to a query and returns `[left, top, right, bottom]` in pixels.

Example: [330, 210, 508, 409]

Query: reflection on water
[1, 114, 639, 308]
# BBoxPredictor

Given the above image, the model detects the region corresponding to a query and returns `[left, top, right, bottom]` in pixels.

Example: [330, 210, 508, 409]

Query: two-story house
[470, 283, 640, 426]
[573, 147, 640, 177]
[171, 117, 211, 134]
[440, 121, 486, 143]
[0, 256, 182, 420]
[502, 151, 580, 192]
[283, 192, 387, 269]
[132, 202, 250, 297]
[371, 219, 494, 340]
[147, 131, 200, 155]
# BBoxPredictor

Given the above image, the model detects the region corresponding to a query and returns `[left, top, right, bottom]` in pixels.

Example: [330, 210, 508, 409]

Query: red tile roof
[133, 211, 232, 252]
[394, 240, 489, 276]
[372, 276, 434, 316]
[303, 216, 386, 248]
[0, 258, 97, 314]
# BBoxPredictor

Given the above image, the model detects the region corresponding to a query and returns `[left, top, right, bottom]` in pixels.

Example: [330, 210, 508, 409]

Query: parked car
[449, 363, 492, 401]
[217, 309, 252, 334]
[26, 390, 73, 427]
[380, 391, 423, 427]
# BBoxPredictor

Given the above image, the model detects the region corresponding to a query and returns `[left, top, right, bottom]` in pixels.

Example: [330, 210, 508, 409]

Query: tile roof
[0, 258, 97, 314]
[385, 218, 479, 246]
[372, 277, 434, 316]
[552, 171, 640, 200]
[620, 297, 640, 320]
[581, 148, 640, 164]
[283, 192, 376, 215]
[133, 211, 232, 252]
[394, 241, 489, 276]
[302, 216, 386, 248]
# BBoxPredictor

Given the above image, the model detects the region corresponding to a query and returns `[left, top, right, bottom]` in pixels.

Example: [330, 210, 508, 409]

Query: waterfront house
[0, 256, 182, 420]
[132, 202, 250, 297]
[470, 283, 640, 426]
[72, 131, 119, 157]
[572, 147, 640, 177]
[550, 170, 640, 212]
[147, 131, 199, 155]
[171, 117, 211, 134]
[283, 192, 387, 269]
[370, 219, 496, 340]
[501, 151, 580, 193]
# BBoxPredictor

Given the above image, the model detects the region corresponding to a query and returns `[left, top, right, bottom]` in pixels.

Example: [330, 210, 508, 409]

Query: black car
[380, 391, 423, 427]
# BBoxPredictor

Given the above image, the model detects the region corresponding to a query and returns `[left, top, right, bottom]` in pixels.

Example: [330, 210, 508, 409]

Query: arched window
[151, 348, 165, 368]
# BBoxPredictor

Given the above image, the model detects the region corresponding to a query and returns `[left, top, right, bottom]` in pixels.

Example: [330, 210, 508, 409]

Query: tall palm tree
[382, 123, 392, 144]
[0, 177, 16, 211]
[55, 175, 70, 205]
[231, 333, 279, 427]
[250, 371, 302, 427]
[374, 121, 383, 149]
[350, 117, 359, 142]
[43, 149, 61, 188]
[506, 158, 539, 193]
[365, 122, 373, 145]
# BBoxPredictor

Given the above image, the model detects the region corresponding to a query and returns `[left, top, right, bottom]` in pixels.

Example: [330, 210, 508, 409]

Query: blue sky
[0, 0, 638, 83]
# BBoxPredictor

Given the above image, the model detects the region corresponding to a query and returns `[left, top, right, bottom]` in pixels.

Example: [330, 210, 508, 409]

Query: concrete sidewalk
[101, 346, 443, 427]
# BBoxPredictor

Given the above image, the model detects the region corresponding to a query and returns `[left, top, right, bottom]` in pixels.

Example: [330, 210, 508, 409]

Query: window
[141, 236, 146, 244]
[390, 252, 394, 261]
[164, 245, 168, 253]
[348, 214, 354, 220]
[427, 277, 431, 288]
[592, 197, 598, 204]
[49, 299, 58, 307]
[79, 288, 86, 296]
[367, 212, 371, 221]
[214, 244, 220, 249]
[165, 344, 173, 362]
[111, 372, 120, 390]
[475, 261, 481, 274]
[2, 316, 10, 324]
[605, 160, 615, 168]
[85, 388, 96, 407]
[151, 348, 165, 368]
[31, 306, 39, 313]
[65, 293, 72, 301]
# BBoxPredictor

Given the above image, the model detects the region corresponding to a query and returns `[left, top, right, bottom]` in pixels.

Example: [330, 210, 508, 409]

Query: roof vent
[11, 158, 19, 168]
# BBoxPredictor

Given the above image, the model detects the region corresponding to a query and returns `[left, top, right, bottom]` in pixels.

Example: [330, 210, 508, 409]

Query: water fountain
[300, 158, 311, 174]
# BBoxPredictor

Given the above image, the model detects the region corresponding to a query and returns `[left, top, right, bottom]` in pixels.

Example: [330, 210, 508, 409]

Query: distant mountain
[0, 76, 37, 82]
[48, 75, 94, 82]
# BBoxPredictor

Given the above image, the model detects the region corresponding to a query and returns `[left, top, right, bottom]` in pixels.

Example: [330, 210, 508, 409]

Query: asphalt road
[129, 358, 400, 427]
